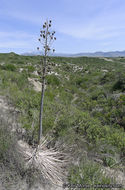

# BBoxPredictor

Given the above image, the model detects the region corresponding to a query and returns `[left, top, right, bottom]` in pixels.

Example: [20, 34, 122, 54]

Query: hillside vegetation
[0, 52, 125, 189]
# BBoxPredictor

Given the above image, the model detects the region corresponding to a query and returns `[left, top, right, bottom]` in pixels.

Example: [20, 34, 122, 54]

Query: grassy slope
[0, 53, 125, 188]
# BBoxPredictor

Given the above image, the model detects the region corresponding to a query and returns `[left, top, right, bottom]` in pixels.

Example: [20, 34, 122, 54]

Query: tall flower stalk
[37, 19, 56, 144]
[17, 20, 68, 186]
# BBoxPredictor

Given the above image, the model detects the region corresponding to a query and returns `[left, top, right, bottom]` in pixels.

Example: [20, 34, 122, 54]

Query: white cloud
[0, 31, 35, 39]
[0, 41, 29, 48]
[57, 24, 119, 40]
[100, 42, 112, 46]
[0, 31, 38, 50]
[56, 8, 125, 40]
[0, 9, 44, 26]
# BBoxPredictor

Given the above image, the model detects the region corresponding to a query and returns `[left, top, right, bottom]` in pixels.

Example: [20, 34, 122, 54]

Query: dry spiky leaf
[17, 137, 68, 185]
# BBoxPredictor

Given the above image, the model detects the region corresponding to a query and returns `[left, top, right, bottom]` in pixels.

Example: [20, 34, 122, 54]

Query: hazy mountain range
[23, 50, 125, 57]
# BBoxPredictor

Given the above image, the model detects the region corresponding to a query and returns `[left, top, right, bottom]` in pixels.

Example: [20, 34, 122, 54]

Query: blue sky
[0, 0, 125, 54]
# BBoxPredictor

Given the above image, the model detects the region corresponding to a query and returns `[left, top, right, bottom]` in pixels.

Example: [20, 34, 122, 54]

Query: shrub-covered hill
[0, 53, 125, 189]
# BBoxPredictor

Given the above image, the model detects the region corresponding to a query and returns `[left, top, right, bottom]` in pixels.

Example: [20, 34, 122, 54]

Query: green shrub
[72, 75, 89, 88]
[108, 129, 125, 151]
[46, 75, 60, 86]
[100, 72, 114, 84]
[1, 64, 16, 71]
[68, 159, 115, 189]
[103, 156, 116, 167]
[10, 73, 28, 90]
[27, 65, 35, 72]
[75, 76, 83, 86]
[63, 64, 71, 71]
[17, 60, 25, 64]
[91, 89, 106, 100]
[112, 79, 125, 91]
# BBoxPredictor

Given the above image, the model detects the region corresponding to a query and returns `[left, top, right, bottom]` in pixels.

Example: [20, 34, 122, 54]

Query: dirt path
[100, 57, 114, 62]
[0, 95, 20, 132]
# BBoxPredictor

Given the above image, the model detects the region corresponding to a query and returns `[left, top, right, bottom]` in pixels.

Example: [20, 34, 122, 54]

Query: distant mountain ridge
[22, 50, 125, 57]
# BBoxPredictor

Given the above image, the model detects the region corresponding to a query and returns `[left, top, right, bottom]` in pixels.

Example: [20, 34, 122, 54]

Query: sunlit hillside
[0, 53, 125, 189]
